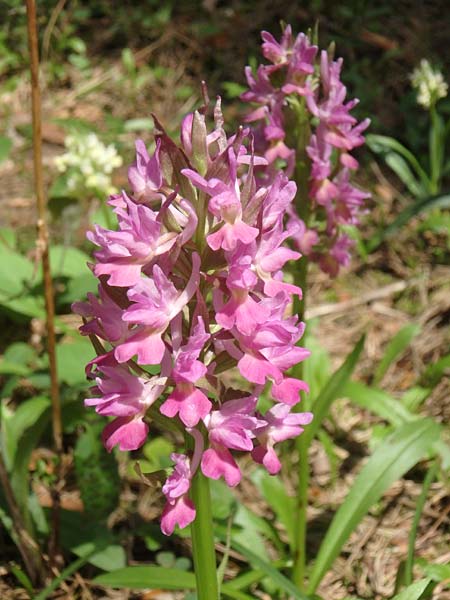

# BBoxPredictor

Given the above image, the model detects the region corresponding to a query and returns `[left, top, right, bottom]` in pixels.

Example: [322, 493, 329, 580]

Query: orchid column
[242, 26, 370, 588]
[74, 96, 312, 598]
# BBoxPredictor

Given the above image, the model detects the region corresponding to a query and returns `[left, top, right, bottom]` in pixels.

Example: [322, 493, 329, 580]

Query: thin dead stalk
[26, 0, 63, 565]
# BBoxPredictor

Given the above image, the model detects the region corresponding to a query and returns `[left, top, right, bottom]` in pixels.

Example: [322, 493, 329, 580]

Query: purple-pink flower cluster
[242, 26, 370, 276]
[74, 97, 312, 535]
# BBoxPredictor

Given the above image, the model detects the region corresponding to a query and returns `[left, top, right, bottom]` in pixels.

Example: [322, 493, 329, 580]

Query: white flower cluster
[411, 59, 448, 109]
[54, 133, 123, 196]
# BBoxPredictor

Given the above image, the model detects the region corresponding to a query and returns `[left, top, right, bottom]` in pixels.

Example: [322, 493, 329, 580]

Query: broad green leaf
[0, 293, 45, 318]
[59, 273, 97, 305]
[344, 381, 414, 427]
[251, 469, 296, 551]
[384, 152, 423, 197]
[368, 193, 450, 252]
[50, 246, 91, 279]
[308, 419, 439, 593]
[227, 538, 309, 600]
[303, 335, 365, 446]
[56, 337, 94, 386]
[374, 324, 420, 385]
[3, 396, 50, 469]
[391, 578, 434, 599]
[10, 401, 51, 531]
[3, 342, 36, 365]
[366, 134, 430, 187]
[0, 248, 34, 296]
[93, 566, 196, 590]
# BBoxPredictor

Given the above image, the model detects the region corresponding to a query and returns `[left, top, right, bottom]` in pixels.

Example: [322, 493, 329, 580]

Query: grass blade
[303, 335, 365, 446]
[367, 193, 450, 251]
[374, 323, 420, 385]
[404, 461, 439, 585]
[93, 566, 196, 590]
[344, 381, 414, 427]
[227, 538, 310, 600]
[366, 134, 430, 187]
[307, 419, 439, 593]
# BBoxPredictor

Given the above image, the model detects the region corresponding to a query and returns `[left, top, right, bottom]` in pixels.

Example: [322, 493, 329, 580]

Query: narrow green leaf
[374, 324, 420, 385]
[303, 335, 365, 446]
[34, 553, 94, 600]
[367, 193, 450, 251]
[308, 419, 439, 593]
[391, 578, 434, 600]
[366, 134, 430, 187]
[221, 587, 255, 600]
[405, 461, 439, 586]
[251, 469, 296, 551]
[93, 566, 196, 590]
[385, 152, 423, 196]
[228, 539, 309, 600]
[344, 381, 414, 427]
[429, 108, 445, 191]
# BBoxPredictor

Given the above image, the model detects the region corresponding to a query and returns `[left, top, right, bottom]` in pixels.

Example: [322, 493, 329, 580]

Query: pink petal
[161, 496, 196, 536]
[201, 447, 241, 487]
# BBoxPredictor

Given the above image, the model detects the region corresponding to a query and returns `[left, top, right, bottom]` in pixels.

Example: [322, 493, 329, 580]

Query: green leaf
[0, 293, 45, 319]
[404, 462, 439, 587]
[366, 134, 430, 187]
[227, 538, 309, 600]
[303, 335, 365, 446]
[60, 511, 125, 572]
[56, 338, 94, 386]
[391, 578, 434, 600]
[301, 330, 331, 400]
[384, 152, 423, 197]
[58, 273, 98, 305]
[124, 118, 154, 132]
[416, 559, 450, 586]
[93, 566, 196, 590]
[374, 323, 420, 385]
[368, 193, 450, 252]
[344, 381, 414, 427]
[0, 248, 34, 296]
[2, 396, 50, 469]
[251, 469, 296, 551]
[0, 135, 12, 163]
[308, 419, 439, 593]
[49, 246, 91, 279]
[9, 400, 51, 530]
[34, 553, 95, 600]
[430, 108, 445, 191]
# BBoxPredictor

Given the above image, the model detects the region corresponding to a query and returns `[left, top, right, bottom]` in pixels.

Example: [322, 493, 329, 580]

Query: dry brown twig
[26, 0, 63, 568]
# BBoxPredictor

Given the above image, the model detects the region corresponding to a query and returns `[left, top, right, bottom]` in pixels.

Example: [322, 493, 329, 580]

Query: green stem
[190, 469, 219, 600]
[292, 262, 309, 591]
[285, 97, 312, 590]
